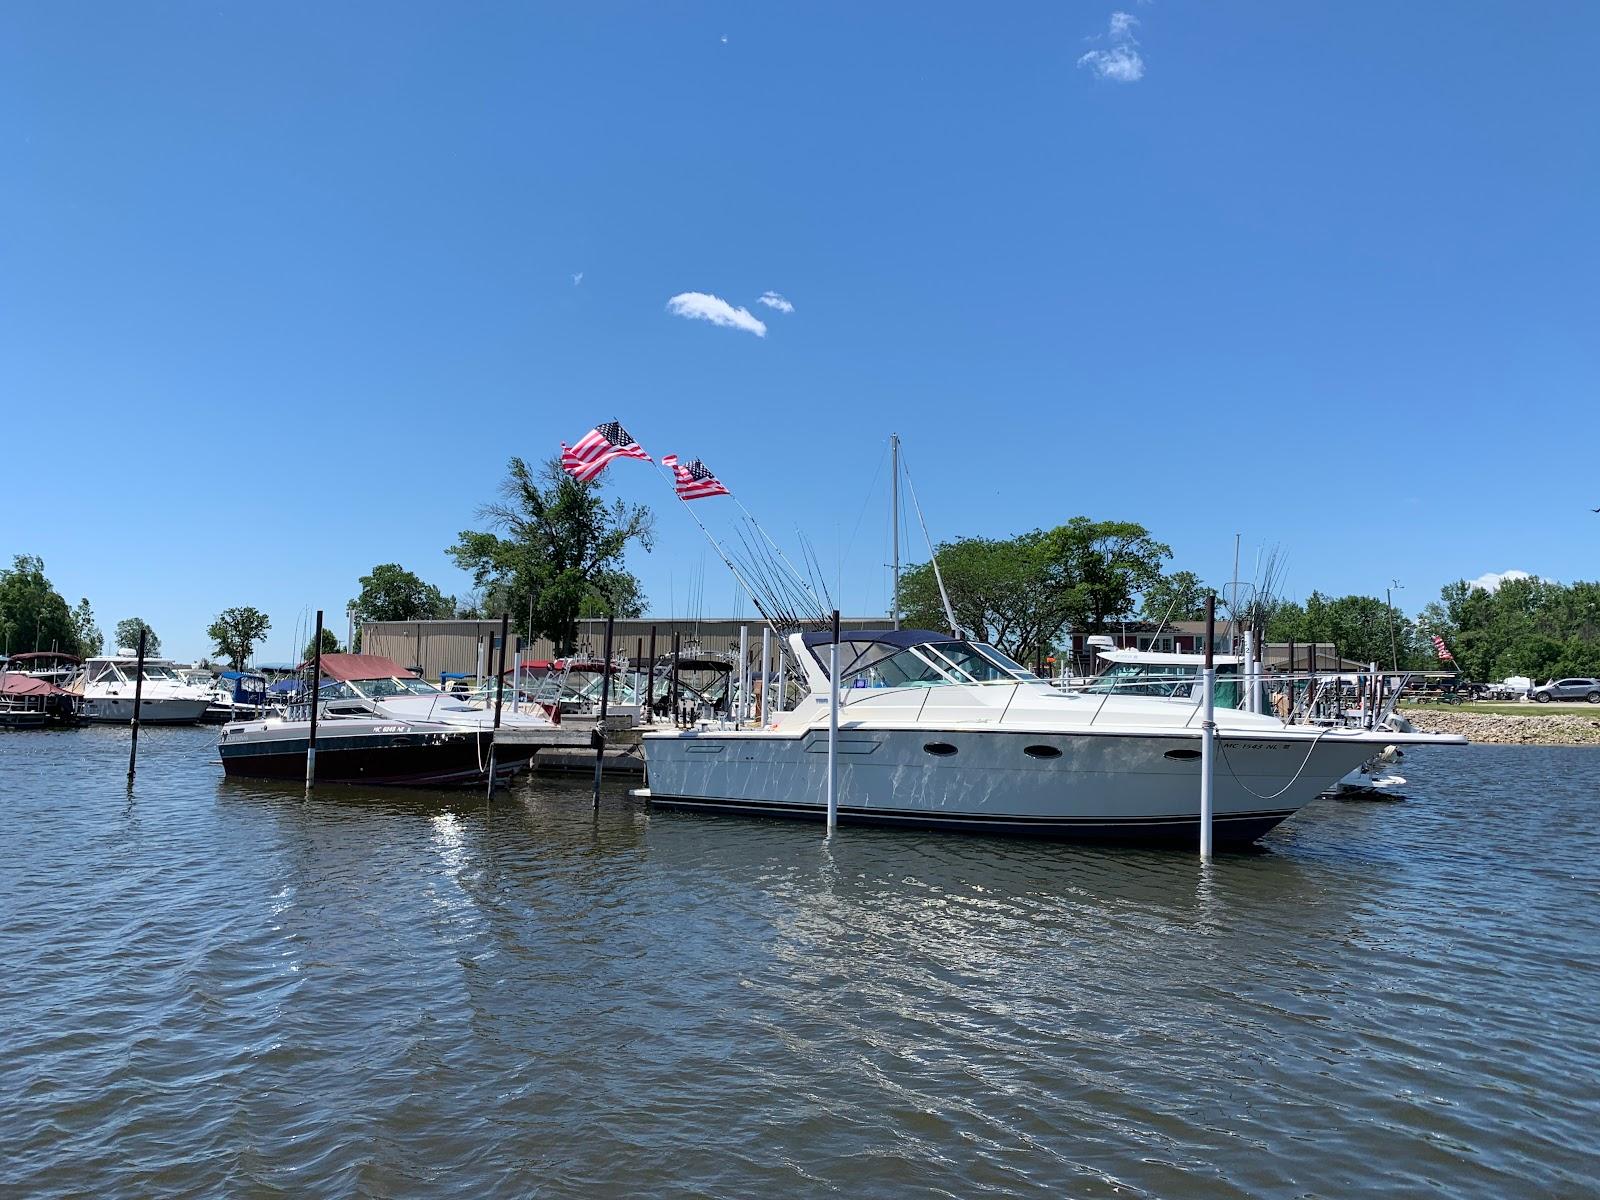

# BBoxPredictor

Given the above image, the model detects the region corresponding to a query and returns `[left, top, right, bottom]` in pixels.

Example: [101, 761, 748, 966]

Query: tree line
[12, 464, 1591, 681]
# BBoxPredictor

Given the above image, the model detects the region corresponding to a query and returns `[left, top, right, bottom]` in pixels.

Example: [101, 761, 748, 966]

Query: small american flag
[1431, 633, 1454, 662]
[560, 421, 652, 481]
[661, 454, 731, 501]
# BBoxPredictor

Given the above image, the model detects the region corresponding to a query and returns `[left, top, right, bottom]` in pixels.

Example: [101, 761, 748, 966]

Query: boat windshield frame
[839, 640, 1035, 690]
[348, 676, 443, 700]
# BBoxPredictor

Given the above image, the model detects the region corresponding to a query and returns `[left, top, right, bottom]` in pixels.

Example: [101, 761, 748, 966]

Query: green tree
[1049, 518, 1172, 633]
[900, 532, 1066, 660]
[206, 607, 270, 669]
[1268, 592, 1422, 670]
[114, 618, 161, 657]
[0, 555, 79, 656]
[449, 456, 652, 655]
[304, 627, 342, 661]
[900, 519, 1171, 661]
[1417, 575, 1600, 682]
[349, 563, 455, 649]
[1140, 570, 1208, 622]
[71, 598, 103, 657]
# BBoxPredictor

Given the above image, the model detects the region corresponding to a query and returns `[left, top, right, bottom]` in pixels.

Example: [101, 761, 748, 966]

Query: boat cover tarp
[0, 673, 72, 698]
[306, 653, 417, 682]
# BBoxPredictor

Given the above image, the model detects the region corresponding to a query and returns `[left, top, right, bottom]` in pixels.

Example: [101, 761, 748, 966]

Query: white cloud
[1468, 569, 1537, 592]
[1079, 11, 1145, 83]
[666, 291, 767, 337]
[572, 272, 583, 286]
[756, 290, 795, 314]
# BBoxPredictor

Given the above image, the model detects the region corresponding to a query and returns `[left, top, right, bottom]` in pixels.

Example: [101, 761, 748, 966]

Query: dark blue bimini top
[799, 628, 950, 650]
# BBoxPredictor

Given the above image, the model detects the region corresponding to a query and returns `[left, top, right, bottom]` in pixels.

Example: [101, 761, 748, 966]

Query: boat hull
[82, 696, 211, 725]
[219, 726, 539, 787]
[641, 725, 1395, 845]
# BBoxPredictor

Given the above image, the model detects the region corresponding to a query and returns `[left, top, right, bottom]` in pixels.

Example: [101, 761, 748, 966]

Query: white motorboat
[313, 654, 556, 731]
[73, 653, 213, 725]
[638, 629, 1467, 845]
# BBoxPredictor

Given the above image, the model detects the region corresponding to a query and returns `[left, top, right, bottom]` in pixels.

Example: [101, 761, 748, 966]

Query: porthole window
[1164, 748, 1202, 761]
[923, 742, 958, 757]
[1024, 745, 1062, 759]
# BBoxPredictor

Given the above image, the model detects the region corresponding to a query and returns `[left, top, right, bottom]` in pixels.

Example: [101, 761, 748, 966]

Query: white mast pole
[891, 432, 901, 630]
[1200, 594, 1216, 860]
[827, 609, 840, 834]
[759, 625, 771, 727]
[738, 624, 749, 725]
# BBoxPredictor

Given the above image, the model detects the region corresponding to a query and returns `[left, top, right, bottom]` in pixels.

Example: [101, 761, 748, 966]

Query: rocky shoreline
[1403, 708, 1600, 746]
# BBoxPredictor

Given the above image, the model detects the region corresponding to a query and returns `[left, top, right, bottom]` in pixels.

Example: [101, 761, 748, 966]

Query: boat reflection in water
[641, 629, 1466, 845]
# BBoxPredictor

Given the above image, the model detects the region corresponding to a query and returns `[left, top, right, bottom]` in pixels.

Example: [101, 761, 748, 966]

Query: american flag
[1431, 633, 1454, 662]
[661, 454, 731, 501]
[560, 421, 652, 481]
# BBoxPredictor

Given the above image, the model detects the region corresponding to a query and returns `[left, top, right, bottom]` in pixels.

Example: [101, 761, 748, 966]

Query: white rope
[1219, 725, 1336, 801]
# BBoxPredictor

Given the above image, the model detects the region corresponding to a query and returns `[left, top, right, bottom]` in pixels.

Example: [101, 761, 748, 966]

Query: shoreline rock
[1403, 709, 1600, 746]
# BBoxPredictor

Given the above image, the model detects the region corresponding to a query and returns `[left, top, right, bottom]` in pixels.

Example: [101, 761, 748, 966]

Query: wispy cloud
[756, 291, 795, 314]
[667, 292, 767, 337]
[1468, 569, 1539, 592]
[572, 272, 583, 287]
[1078, 11, 1145, 83]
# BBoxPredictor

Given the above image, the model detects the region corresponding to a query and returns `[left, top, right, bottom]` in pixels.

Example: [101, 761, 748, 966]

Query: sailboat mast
[891, 432, 901, 629]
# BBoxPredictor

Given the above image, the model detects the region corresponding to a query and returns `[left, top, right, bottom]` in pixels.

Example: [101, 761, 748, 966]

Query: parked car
[1529, 677, 1600, 703]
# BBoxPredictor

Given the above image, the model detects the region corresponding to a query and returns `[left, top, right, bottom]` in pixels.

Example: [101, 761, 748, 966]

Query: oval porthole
[924, 742, 959, 757]
[1024, 745, 1062, 759]
[1164, 748, 1202, 761]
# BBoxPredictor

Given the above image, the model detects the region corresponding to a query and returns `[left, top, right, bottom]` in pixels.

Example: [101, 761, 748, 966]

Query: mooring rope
[1219, 725, 1336, 801]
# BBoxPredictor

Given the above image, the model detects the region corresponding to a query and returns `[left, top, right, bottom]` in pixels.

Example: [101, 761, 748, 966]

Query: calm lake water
[3, 726, 1598, 1198]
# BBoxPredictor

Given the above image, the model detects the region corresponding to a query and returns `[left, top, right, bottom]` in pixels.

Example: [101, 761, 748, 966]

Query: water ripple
[2, 731, 1597, 1197]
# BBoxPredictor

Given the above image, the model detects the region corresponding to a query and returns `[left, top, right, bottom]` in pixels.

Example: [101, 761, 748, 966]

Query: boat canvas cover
[309, 653, 418, 682]
[0, 673, 73, 698]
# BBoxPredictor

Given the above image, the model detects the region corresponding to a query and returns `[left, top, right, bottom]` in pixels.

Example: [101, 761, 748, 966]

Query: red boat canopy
[305, 653, 418, 682]
[0, 673, 72, 698]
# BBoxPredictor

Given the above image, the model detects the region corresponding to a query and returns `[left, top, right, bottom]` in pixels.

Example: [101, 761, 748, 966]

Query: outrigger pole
[899, 444, 959, 637]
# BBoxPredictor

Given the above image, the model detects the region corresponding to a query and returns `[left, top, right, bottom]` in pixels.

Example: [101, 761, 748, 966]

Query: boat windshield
[137, 664, 181, 682]
[350, 676, 441, 699]
[839, 640, 1033, 689]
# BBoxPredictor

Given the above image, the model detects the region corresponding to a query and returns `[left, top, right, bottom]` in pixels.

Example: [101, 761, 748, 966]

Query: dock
[497, 715, 647, 775]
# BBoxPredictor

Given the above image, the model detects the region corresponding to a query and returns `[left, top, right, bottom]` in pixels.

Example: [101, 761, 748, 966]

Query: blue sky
[4, 3, 1596, 662]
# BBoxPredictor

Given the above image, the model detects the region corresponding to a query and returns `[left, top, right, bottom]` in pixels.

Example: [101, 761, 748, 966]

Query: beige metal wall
[360, 617, 888, 679]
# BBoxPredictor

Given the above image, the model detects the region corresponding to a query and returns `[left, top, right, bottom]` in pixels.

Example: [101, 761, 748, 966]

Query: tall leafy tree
[207, 607, 270, 669]
[0, 555, 79, 655]
[1048, 518, 1172, 634]
[114, 617, 161, 657]
[1140, 569, 1208, 622]
[1267, 592, 1421, 669]
[899, 519, 1171, 661]
[304, 628, 341, 661]
[348, 563, 455, 649]
[71, 598, 102, 657]
[449, 456, 652, 655]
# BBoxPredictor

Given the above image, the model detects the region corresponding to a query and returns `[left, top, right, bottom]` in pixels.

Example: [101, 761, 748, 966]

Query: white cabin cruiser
[313, 654, 555, 731]
[639, 629, 1466, 845]
[73, 653, 213, 724]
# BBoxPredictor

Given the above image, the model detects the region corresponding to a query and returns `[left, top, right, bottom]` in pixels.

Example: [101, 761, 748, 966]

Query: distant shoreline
[1403, 708, 1600, 746]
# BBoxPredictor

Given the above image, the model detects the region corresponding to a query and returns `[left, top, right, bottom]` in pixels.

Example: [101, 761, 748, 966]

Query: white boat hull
[82, 696, 212, 725]
[642, 725, 1410, 843]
